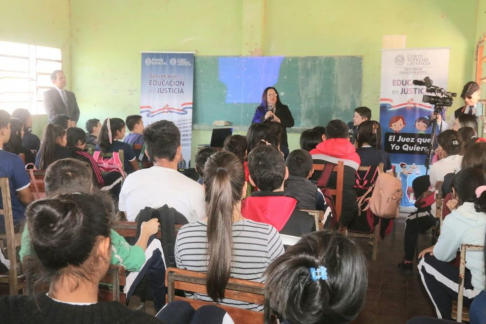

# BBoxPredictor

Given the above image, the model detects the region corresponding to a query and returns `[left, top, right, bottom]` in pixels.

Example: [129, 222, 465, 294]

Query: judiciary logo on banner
[379, 48, 450, 206]
[140, 52, 195, 168]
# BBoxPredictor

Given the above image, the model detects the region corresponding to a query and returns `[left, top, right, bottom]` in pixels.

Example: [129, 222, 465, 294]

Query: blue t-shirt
[124, 133, 144, 145]
[96, 141, 136, 174]
[0, 150, 31, 224]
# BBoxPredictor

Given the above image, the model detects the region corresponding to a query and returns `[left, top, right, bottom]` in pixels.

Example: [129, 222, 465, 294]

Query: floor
[351, 212, 438, 324]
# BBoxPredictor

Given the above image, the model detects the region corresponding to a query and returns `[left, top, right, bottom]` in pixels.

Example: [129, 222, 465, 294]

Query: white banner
[140, 52, 194, 168]
[379, 48, 450, 206]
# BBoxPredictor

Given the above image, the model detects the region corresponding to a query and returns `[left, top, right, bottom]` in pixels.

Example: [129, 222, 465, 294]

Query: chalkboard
[193, 56, 362, 128]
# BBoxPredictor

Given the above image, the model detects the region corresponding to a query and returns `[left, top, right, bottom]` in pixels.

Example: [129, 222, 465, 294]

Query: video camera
[413, 77, 457, 112]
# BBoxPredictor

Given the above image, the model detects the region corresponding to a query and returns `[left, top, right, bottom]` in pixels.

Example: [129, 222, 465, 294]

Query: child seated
[20, 158, 159, 273]
[195, 147, 217, 184]
[310, 119, 360, 230]
[3, 192, 161, 324]
[242, 145, 315, 237]
[96, 118, 140, 174]
[0, 110, 34, 233]
[124, 115, 145, 145]
[12, 108, 40, 152]
[284, 149, 326, 211]
[265, 231, 368, 324]
[85, 118, 101, 145]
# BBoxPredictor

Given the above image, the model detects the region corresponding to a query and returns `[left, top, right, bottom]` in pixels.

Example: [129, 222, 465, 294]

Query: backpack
[92, 151, 125, 177]
[368, 172, 403, 218]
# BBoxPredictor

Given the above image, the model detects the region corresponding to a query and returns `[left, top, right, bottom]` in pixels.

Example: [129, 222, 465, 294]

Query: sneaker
[397, 261, 413, 275]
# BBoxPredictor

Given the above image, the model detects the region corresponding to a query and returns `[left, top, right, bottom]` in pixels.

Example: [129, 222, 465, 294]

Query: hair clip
[310, 266, 327, 281]
[216, 167, 226, 173]
[452, 140, 459, 146]
[476, 138, 486, 143]
[475, 185, 486, 198]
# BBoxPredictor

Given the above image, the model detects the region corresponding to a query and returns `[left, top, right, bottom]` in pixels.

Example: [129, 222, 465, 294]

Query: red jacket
[310, 139, 360, 170]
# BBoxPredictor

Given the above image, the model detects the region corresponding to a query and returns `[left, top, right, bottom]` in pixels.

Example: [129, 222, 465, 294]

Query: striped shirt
[175, 219, 284, 310]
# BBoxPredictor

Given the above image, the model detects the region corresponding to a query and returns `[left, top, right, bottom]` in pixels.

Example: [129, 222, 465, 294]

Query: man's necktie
[61, 90, 68, 107]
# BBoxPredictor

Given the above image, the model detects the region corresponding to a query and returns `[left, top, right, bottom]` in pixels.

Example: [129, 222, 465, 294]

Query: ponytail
[40, 124, 65, 170]
[203, 151, 245, 301]
[99, 118, 125, 153]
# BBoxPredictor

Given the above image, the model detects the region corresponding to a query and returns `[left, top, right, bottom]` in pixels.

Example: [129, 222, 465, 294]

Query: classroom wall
[69, 0, 478, 160]
[0, 0, 71, 136]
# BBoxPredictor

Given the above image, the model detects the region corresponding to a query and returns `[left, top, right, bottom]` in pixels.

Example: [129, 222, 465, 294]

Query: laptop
[209, 128, 233, 148]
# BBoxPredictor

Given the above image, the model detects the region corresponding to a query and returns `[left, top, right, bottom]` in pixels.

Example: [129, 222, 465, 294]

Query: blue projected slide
[218, 57, 284, 104]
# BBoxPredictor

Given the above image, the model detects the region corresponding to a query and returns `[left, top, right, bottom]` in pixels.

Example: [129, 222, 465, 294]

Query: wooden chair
[431, 181, 444, 245]
[112, 221, 181, 240]
[454, 244, 484, 323]
[313, 161, 344, 224]
[99, 265, 127, 303]
[26, 170, 46, 201]
[346, 163, 384, 261]
[166, 267, 270, 324]
[133, 144, 153, 169]
[300, 209, 324, 231]
[0, 178, 26, 294]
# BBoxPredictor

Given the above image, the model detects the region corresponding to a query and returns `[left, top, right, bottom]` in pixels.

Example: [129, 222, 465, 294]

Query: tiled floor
[351, 212, 438, 324]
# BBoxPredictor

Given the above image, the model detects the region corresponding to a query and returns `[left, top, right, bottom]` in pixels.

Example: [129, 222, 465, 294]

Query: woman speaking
[251, 87, 294, 157]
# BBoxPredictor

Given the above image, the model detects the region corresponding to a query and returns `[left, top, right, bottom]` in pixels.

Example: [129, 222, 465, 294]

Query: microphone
[267, 104, 275, 121]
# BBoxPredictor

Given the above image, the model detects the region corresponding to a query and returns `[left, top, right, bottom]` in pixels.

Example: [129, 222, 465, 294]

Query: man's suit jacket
[43, 88, 80, 122]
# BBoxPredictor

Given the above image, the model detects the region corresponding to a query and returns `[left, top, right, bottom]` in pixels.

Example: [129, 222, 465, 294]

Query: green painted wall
[0, 0, 71, 136]
[69, 0, 478, 162]
[1, 0, 480, 159]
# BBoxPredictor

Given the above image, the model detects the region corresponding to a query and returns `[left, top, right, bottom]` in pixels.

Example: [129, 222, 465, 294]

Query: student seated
[12, 108, 40, 152]
[299, 129, 322, 152]
[119, 120, 205, 222]
[96, 118, 140, 174]
[50, 114, 73, 129]
[19, 158, 159, 273]
[195, 147, 217, 184]
[349, 106, 371, 143]
[284, 149, 325, 211]
[246, 122, 269, 153]
[2, 192, 162, 324]
[4, 118, 35, 165]
[310, 119, 360, 230]
[429, 130, 462, 189]
[418, 167, 486, 320]
[0, 110, 34, 233]
[242, 145, 315, 236]
[35, 124, 74, 170]
[175, 151, 284, 310]
[458, 126, 476, 154]
[124, 114, 145, 145]
[452, 113, 478, 133]
[265, 231, 368, 324]
[355, 120, 391, 172]
[66, 127, 106, 187]
[85, 118, 101, 145]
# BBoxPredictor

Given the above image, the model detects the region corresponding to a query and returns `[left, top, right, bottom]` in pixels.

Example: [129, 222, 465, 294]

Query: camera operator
[449, 81, 481, 126]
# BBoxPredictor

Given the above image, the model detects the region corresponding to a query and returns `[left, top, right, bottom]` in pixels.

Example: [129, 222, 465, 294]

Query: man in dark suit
[43, 70, 80, 125]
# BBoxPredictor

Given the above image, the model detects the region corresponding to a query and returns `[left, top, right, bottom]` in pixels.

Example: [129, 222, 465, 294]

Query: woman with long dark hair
[97, 118, 139, 174]
[4, 118, 35, 164]
[175, 151, 284, 309]
[35, 124, 73, 170]
[251, 87, 294, 157]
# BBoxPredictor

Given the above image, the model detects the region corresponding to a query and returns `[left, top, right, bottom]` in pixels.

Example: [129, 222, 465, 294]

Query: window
[0, 41, 62, 115]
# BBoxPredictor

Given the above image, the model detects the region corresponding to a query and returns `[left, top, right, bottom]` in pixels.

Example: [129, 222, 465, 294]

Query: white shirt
[119, 166, 205, 222]
[429, 154, 463, 189]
